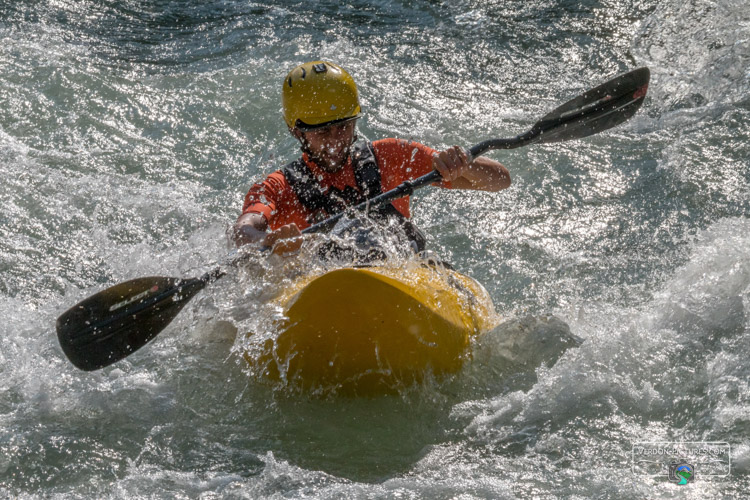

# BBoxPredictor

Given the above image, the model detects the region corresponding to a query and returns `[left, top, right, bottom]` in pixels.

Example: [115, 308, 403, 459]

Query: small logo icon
[668, 461, 694, 485]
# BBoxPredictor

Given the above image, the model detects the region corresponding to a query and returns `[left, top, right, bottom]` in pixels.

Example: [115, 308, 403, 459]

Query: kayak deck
[245, 265, 498, 394]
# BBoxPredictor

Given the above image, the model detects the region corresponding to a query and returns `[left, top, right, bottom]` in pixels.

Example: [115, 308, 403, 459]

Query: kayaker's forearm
[232, 212, 268, 247]
[453, 157, 511, 192]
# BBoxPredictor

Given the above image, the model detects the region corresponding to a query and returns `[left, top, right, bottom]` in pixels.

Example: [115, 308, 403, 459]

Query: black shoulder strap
[351, 142, 427, 251]
[351, 142, 401, 220]
[351, 141, 382, 200]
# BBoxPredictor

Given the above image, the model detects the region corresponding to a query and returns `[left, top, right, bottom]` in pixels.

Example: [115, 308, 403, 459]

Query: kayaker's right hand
[262, 223, 303, 256]
[232, 214, 303, 255]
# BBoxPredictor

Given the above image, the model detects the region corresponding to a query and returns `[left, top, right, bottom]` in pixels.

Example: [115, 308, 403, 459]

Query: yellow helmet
[282, 61, 361, 130]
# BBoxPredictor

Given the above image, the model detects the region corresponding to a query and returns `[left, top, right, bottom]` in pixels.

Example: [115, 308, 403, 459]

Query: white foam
[461, 217, 750, 477]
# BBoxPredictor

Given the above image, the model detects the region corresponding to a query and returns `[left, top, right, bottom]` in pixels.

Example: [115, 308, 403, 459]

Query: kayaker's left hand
[433, 146, 470, 184]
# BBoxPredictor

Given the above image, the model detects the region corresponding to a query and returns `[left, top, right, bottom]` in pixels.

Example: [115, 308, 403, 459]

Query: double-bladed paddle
[57, 66, 649, 371]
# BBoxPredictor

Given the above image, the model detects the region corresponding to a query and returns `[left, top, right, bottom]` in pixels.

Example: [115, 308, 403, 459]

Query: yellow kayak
[245, 265, 499, 394]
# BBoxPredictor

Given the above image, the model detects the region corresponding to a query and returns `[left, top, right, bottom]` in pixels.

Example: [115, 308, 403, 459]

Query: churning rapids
[1, 0, 749, 498]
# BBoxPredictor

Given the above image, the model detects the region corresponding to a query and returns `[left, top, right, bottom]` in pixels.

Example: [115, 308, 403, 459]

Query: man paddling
[232, 61, 510, 253]
[58, 67, 647, 372]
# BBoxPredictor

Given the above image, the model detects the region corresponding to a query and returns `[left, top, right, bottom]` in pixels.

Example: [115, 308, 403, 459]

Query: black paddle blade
[533, 67, 650, 144]
[57, 276, 207, 371]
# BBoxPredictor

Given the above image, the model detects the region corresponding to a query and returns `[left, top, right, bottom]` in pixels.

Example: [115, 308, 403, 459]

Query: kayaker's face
[295, 120, 356, 173]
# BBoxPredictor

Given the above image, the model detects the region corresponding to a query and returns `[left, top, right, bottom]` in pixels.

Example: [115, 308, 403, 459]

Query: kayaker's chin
[292, 120, 357, 173]
[300, 141, 352, 173]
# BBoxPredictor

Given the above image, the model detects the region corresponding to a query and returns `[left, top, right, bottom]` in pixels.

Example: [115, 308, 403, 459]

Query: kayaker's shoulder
[250, 169, 289, 188]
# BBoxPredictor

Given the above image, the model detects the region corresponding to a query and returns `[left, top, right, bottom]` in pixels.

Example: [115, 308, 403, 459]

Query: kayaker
[232, 60, 510, 254]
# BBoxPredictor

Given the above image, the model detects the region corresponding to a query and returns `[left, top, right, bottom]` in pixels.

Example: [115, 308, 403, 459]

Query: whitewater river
[1, 0, 749, 497]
